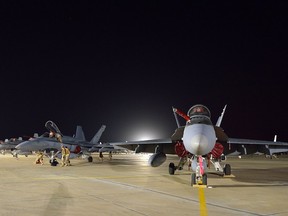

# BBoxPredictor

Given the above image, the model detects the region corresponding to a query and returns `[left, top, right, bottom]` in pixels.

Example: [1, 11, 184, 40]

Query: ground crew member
[55, 133, 62, 143]
[61, 145, 66, 167]
[35, 151, 44, 165]
[65, 146, 71, 166]
[108, 151, 112, 160]
[99, 152, 104, 162]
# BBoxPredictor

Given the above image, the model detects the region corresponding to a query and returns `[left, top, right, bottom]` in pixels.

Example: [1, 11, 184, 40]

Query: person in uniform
[65, 146, 71, 166]
[35, 151, 44, 165]
[99, 152, 104, 162]
[108, 151, 112, 160]
[55, 133, 63, 143]
[61, 145, 66, 167]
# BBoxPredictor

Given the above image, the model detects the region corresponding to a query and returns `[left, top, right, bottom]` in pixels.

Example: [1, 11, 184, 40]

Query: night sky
[1, 1, 288, 143]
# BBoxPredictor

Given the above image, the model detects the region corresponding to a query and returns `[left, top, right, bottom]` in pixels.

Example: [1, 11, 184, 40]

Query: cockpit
[186, 104, 212, 125]
[187, 104, 211, 118]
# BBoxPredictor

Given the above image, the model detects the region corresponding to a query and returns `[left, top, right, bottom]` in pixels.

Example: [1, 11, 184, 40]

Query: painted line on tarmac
[198, 187, 208, 216]
[29, 173, 266, 216]
[85, 177, 266, 216]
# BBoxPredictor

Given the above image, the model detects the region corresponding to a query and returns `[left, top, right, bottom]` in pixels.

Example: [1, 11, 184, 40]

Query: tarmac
[0, 152, 287, 216]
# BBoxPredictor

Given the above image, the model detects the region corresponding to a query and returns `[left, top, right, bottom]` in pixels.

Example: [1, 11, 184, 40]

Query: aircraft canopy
[187, 104, 211, 118]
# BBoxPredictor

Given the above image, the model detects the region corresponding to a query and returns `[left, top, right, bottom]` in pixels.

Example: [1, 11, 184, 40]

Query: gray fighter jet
[111, 104, 288, 185]
[0, 136, 37, 157]
[15, 121, 109, 162]
[0, 137, 24, 155]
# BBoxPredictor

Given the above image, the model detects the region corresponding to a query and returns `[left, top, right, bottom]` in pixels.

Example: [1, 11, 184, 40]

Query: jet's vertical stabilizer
[90, 125, 106, 144]
[75, 126, 86, 141]
[216, 105, 227, 127]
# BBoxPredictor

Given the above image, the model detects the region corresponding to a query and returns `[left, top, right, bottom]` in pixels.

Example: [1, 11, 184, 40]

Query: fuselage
[0, 139, 24, 151]
[16, 137, 62, 152]
[183, 124, 216, 155]
[15, 135, 89, 153]
[182, 105, 217, 156]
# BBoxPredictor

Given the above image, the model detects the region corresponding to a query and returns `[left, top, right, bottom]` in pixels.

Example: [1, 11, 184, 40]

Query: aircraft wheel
[50, 159, 58, 166]
[191, 173, 196, 186]
[88, 156, 93, 162]
[224, 164, 231, 175]
[169, 162, 175, 175]
[202, 173, 208, 185]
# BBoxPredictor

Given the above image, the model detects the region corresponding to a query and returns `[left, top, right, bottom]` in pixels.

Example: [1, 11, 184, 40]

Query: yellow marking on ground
[192, 184, 207, 188]
[198, 187, 208, 216]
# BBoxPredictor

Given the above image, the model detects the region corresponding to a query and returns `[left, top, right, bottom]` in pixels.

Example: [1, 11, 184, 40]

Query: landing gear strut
[168, 155, 188, 175]
[168, 154, 232, 186]
[191, 156, 208, 186]
[191, 173, 207, 186]
[210, 155, 232, 176]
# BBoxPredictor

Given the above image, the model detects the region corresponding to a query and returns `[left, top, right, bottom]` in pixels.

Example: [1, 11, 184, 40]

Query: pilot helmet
[49, 131, 54, 137]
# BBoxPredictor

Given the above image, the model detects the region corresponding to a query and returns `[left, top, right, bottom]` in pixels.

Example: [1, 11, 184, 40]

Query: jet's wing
[227, 137, 288, 155]
[112, 138, 172, 145]
[228, 138, 288, 146]
[88, 142, 128, 153]
[110, 138, 174, 154]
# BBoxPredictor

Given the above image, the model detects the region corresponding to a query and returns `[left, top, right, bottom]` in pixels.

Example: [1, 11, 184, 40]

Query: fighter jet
[0, 136, 37, 157]
[0, 137, 22, 152]
[0, 137, 24, 155]
[112, 104, 288, 186]
[15, 121, 108, 163]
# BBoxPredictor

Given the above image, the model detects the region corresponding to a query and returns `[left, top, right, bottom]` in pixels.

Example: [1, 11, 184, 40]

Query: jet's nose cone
[183, 124, 216, 155]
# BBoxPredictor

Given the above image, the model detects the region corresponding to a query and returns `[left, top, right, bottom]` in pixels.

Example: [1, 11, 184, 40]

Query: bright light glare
[131, 131, 158, 141]
[124, 121, 168, 141]
[137, 134, 154, 141]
